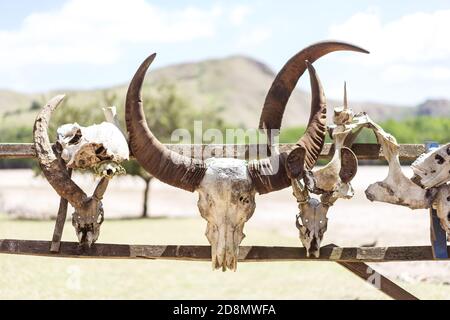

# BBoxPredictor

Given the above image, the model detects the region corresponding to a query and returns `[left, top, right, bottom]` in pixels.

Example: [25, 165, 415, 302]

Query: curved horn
[125, 54, 207, 192]
[297, 60, 327, 170]
[259, 41, 369, 132]
[33, 95, 88, 208]
[249, 61, 326, 193]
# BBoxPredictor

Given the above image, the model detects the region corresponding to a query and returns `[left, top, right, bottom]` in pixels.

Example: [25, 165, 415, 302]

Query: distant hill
[416, 99, 450, 117]
[0, 55, 448, 130]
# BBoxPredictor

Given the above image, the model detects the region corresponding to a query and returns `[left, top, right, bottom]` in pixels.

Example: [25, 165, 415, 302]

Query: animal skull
[411, 143, 450, 189]
[34, 96, 127, 247]
[125, 42, 368, 270]
[197, 158, 256, 271]
[71, 176, 109, 246]
[292, 178, 334, 257]
[57, 121, 129, 170]
[289, 83, 361, 257]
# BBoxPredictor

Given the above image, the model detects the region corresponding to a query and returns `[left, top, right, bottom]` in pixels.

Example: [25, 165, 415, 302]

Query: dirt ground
[0, 167, 449, 287]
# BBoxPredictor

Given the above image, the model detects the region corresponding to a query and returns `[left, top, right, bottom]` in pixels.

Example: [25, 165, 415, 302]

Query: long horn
[249, 61, 325, 193]
[296, 60, 327, 170]
[33, 95, 88, 209]
[125, 54, 207, 192]
[259, 41, 369, 132]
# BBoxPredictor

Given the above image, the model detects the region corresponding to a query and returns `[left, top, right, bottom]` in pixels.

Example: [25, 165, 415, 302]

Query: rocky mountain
[0, 55, 448, 130]
[416, 99, 450, 117]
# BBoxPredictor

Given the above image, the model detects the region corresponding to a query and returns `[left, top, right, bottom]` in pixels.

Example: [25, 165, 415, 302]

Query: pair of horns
[34, 41, 369, 197]
[125, 41, 368, 193]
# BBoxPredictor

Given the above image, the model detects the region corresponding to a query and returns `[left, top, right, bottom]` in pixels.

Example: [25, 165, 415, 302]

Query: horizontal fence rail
[0, 143, 425, 161]
[0, 240, 446, 262]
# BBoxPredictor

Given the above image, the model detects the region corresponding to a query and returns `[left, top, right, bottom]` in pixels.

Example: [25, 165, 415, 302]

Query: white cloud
[236, 27, 272, 49]
[329, 9, 450, 65]
[229, 5, 251, 26]
[381, 64, 450, 83]
[0, 0, 223, 68]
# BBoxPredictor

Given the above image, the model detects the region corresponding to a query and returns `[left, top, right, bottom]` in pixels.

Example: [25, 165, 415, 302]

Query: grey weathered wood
[0, 240, 446, 262]
[0, 143, 425, 161]
[338, 261, 418, 300]
[323, 245, 418, 300]
[50, 168, 72, 253]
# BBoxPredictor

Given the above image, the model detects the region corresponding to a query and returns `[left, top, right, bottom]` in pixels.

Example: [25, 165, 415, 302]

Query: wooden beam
[337, 261, 418, 300]
[0, 240, 447, 262]
[50, 168, 72, 253]
[0, 143, 425, 161]
[323, 245, 418, 300]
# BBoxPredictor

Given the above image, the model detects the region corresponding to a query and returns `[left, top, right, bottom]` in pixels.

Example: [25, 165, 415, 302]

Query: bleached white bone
[310, 126, 352, 193]
[57, 121, 129, 169]
[197, 158, 256, 271]
[365, 129, 431, 209]
[102, 106, 128, 140]
[411, 143, 450, 189]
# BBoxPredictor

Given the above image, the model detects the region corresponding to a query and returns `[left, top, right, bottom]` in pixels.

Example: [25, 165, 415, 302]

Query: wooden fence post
[424, 141, 449, 259]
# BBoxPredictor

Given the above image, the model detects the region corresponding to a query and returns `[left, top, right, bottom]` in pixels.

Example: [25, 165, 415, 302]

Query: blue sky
[1, 0, 450, 105]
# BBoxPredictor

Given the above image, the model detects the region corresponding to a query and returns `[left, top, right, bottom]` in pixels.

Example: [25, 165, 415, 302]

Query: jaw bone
[364, 127, 434, 210]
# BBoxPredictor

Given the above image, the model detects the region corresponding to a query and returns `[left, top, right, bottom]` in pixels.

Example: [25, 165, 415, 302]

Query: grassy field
[0, 215, 449, 300]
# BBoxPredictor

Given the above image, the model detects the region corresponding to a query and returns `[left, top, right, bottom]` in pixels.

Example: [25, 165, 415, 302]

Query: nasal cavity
[435, 154, 445, 164]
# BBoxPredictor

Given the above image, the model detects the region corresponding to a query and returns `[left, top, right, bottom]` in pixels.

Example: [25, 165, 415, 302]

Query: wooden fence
[0, 142, 448, 300]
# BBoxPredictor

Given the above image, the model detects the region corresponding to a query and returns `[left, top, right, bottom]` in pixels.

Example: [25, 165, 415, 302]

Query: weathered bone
[125, 42, 368, 271]
[365, 129, 433, 209]
[362, 119, 450, 234]
[291, 83, 359, 258]
[292, 178, 327, 258]
[333, 82, 354, 126]
[34, 96, 126, 247]
[308, 128, 355, 194]
[57, 122, 129, 169]
[411, 143, 450, 189]
[125, 48, 332, 271]
[197, 158, 256, 271]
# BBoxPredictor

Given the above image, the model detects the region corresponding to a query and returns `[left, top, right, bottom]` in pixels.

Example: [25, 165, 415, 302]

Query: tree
[121, 160, 154, 218]
[6, 82, 226, 217]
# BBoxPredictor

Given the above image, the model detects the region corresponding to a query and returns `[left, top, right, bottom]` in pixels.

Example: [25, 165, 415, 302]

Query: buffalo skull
[125, 42, 368, 270]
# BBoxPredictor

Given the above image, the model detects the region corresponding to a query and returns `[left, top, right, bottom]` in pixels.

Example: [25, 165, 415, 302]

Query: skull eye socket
[447, 196, 450, 202]
[435, 154, 445, 165]
[68, 130, 82, 144]
[447, 146, 450, 156]
[447, 212, 450, 220]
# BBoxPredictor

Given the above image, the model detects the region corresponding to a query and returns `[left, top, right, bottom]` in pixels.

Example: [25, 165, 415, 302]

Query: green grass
[0, 215, 449, 299]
